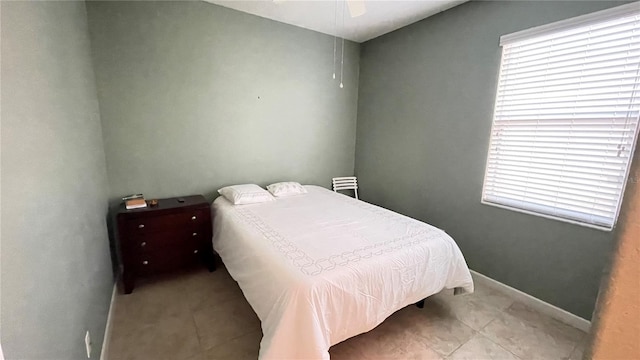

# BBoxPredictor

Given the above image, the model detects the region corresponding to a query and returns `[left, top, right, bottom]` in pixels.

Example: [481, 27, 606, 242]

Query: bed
[211, 185, 473, 359]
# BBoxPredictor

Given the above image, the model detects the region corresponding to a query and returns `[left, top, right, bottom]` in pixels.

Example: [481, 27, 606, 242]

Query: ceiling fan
[273, 0, 367, 18]
[273, 0, 365, 89]
[344, 0, 366, 18]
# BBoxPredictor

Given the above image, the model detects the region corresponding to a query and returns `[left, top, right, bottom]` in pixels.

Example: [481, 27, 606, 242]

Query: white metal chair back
[332, 176, 358, 199]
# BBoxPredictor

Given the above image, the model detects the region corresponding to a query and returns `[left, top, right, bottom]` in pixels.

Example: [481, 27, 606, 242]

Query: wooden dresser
[116, 195, 215, 294]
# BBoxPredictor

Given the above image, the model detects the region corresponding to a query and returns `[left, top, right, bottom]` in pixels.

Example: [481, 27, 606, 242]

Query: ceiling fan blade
[346, 0, 366, 18]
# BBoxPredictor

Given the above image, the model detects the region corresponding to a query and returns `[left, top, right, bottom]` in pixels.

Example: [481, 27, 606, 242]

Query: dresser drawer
[130, 230, 204, 254]
[137, 247, 202, 276]
[124, 210, 206, 234]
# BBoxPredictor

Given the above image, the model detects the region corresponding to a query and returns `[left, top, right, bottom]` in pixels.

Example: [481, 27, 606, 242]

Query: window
[482, 3, 640, 230]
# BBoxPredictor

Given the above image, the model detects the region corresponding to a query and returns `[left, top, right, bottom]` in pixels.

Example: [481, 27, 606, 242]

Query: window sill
[480, 199, 614, 232]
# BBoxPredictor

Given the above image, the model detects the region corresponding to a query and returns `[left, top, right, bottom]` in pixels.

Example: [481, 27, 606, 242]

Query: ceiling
[204, 0, 468, 43]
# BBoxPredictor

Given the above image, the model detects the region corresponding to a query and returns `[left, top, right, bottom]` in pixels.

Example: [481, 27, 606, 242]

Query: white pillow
[266, 182, 308, 197]
[218, 184, 275, 205]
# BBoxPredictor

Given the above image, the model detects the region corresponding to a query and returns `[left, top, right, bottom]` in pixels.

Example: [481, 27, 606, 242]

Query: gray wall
[1, 1, 113, 358]
[355, 0, 630, 320]
[86, 1, 360, 204]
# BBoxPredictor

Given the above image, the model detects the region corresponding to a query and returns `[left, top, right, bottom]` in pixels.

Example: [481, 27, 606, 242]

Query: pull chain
[332, 0, 338, 80]
[340, 0, 345, 89]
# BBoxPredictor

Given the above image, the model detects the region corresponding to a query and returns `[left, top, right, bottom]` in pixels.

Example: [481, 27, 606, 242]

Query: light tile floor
[106, 266, 587, 360]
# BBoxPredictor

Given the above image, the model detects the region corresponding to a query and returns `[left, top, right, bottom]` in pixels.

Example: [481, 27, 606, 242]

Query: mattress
[211, 185, 474, 359]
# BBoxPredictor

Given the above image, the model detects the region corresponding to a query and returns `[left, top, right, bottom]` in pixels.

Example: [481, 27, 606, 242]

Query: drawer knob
[193, 250, 199, 254]
[191, 215, 197, 220]
[141, 242, 147, 247]
[142, 260, 149, 265]
[138, 224, 145, 229]
[192, 232, 198, 236]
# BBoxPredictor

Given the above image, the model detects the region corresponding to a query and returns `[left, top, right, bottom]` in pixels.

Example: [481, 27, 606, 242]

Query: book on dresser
[125, 198, 147, 210]
[116, 195, 216, 294]
[123, 194, 147, 210]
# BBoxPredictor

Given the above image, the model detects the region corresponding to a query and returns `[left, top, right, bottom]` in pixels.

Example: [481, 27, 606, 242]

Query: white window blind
[482, 3, 640, 230]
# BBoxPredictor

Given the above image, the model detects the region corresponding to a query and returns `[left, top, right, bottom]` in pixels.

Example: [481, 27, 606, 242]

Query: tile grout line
[186, 283, 208, 357]
[455, 298, 515, 334]
[475, 312, 524, 360]
[477, 312, 523, 359]
[478, 314, 499, 333]
[474, 295, 512, 333]
[489, 334, 524, 360]
[446, 314, 495, 357]
[444, 329, 479, 359]
[504, 300, 587, 340]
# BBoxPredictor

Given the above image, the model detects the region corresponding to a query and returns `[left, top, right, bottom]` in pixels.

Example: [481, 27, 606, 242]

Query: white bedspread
[212, 185, 473, 359]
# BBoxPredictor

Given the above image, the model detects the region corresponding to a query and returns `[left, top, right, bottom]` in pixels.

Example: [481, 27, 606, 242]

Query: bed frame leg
[415, 299, 425, 309]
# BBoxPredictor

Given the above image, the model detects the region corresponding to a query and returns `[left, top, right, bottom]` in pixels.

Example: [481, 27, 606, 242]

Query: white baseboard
[100, 283, 117, 360]
[470, 270, 591, 333]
